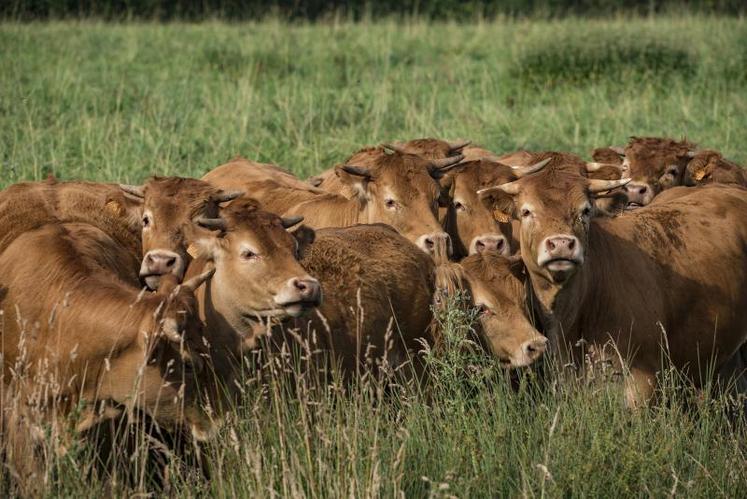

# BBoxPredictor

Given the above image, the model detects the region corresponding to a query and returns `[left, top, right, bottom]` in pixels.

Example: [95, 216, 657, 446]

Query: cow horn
[341, 165, 372, 178]
[588, 178, 631, 193]
[585, 162, 623, 172]
[509, 158, 551, 178]
[381, 143, 408, 155]
[281, 215, 304, 229]
[506, 252, 523, 264]
[431, 154, 465, 169]
[477, 180, 521, 196]
[447, 140, 472, 152]
[610, 146, 626, 156]
[181, 268, 216, 293]
[195, 217, 227, 231]
[213, 190, 243, 203]
[685, 150, 697, 158]
[119, 184, 145, 198]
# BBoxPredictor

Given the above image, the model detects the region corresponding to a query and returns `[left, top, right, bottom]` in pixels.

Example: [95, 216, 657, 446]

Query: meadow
[1, 15, 747, 497]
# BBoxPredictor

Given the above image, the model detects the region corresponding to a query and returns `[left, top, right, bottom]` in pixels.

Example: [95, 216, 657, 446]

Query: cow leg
[624, 367, 656, 409]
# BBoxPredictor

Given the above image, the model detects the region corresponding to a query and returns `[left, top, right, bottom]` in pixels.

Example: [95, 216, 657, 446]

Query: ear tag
[187, 244, 199, 258]
[493, 210, 511, 223]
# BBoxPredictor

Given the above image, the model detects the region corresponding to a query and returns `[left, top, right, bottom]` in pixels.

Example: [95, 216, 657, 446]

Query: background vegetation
[1, 14, 747, 497]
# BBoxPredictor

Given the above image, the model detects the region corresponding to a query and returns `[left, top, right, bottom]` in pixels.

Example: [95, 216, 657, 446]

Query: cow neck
[294, 193, 361, 229]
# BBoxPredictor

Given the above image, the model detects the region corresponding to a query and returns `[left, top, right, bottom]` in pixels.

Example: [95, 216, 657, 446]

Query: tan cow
[434, 252, 547, 367]
[481, 152, 747, 407]
[202, 154, 459, 257]
[0, 220, 215, 491]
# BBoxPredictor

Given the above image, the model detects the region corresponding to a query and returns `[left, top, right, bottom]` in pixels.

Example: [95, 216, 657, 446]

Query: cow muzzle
[274, 276, 322, 317]
[140, 250, 186, 290]
[623, 181, 655, 209]
[416, 232, 452, 259]
[507, 336, 548, 368]
[537, 235, 583, 282]
[469, 234, 509, 256]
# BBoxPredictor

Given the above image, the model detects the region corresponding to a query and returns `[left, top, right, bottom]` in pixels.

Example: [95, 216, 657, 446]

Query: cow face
[192, 199, 321, 323]
[120, 177, 241, 290]
[442, 160, 514, 258]
[335, 152, 462, 258]
[434, 254, 547, 367]
[622, 137, 695, 208]
[483, 154, 630, 285]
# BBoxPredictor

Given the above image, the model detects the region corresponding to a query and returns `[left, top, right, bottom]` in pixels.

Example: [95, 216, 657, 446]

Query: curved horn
[685, 150, 697, 158]
[119, 184, 144, 198]
[586, 162, 623, 172]
[509, 157, 551, 178]
[195, 217, 227, 231]
[588, 178, 631, 193]
[477, 180, 521, 196]
[213, 190, 243, 203]
[341, 165, 372, 178]
[447, 140, 472, 152]
[381, 143, 408, 155]
[281, 215, 304, 229]
[431, 154, 465, 169]
[610, 146, 626, 156]
[505, 252, 523, 264]
[181, 268, 216, 293]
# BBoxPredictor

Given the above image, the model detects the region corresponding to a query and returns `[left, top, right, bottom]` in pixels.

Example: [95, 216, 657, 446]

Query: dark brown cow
[434, 253, 547, 367]
[118, 177, 241, 289]
[485, 152, 747, 407]
[203, 155, 460, 257]
[0, 220, 215, 491]
[621, 136, 695, 207]
[439, 159, 517, 258]
[684, 149, 747, 187]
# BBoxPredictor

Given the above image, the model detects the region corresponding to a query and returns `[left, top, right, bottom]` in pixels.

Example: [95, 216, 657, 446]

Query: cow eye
[476, 304, 493, 317]
[454, 201, 466, 211]
[581, 206, 592, 218]
[521, 208, 532, 218]
[142, 215, 150, 228]
[241, 249, 257, 260]
[384, 199, 398, 210]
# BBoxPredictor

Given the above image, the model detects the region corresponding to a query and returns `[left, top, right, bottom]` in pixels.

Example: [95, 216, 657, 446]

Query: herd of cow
[2, 135, 747, 487]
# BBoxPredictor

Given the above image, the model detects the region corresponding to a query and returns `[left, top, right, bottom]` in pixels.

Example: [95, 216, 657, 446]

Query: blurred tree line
[2, 0, 745, 20]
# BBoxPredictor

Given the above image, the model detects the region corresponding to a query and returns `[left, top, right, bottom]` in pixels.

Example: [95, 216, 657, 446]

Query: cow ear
[335, 165, 372, 198]
[187, 230, 225, 261]
[292, 225, 315, 258]
[485, 191, 516, 220]
[438, 172, 456, 207]
[593, 191, 628, 217]
[105, 191, 143, 227]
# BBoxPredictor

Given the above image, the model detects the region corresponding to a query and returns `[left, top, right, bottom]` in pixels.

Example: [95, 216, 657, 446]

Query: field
[2, 16, 747, 497]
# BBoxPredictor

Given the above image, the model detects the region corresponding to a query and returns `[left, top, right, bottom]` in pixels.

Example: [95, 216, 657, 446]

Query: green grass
[1, 16, 747, 497]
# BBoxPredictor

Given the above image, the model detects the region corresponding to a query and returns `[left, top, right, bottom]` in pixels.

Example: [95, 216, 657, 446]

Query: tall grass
[1, 16, 747, 497]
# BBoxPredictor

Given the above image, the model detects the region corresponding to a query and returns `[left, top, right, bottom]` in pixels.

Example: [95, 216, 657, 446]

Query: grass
[1, 15, 747, 497]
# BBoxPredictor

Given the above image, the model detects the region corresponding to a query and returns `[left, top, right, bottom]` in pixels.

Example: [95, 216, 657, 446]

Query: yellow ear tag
[692, 168, 707, 181]
[186, 244, 199, 258]
[493, 210, 510, 223]
[104, 200, 122, 216]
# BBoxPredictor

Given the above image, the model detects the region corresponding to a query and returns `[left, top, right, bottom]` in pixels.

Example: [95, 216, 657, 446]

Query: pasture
[1, 15, 747, 497]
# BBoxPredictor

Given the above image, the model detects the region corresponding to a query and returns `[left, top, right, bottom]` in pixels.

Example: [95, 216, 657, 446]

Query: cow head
[190, 198, 321, 327]
[119, 177, 241, 290]
[334, 151, 461, 258]
[478, 153, 630, 285]
[622, 137, 695, 208]
[380, 138, 471, 160]
[434, 253, 547, 367]
[684, 149, 747, 187]
[441, 159, 515, 258]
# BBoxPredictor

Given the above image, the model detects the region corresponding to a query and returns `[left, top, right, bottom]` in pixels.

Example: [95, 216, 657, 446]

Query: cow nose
[292, 277, 321, 302]
[624, 182, 650, 205]
[471, 234, 509, 256]
[521, 337, 548, 363]
[545, 236, 576, 256]
[418, 232, 452, 259]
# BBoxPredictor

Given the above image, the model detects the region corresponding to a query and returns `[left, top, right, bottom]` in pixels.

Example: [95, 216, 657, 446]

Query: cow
[439, 158, 517, 258]
[619, 136, 696, 208]
[434, 252, 547, 367]
[202, 154, 461, 258]
[683, 149, 747, 187]
[479, 151, 747, 408]
[0, 220, 215, 492]
[461, 145, 502, 162]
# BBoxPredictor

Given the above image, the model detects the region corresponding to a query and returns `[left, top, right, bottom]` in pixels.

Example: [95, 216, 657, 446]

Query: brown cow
[203, 155, 459, 257]
[621, 136, 696, 207]
[483, 152, 747, 407]
[434, 253, 547, 367]
[0, 221, 215, 491]
[684, 149, 747, 187]
[118, 177, 241, 289]
[439, 159, 517, 258]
